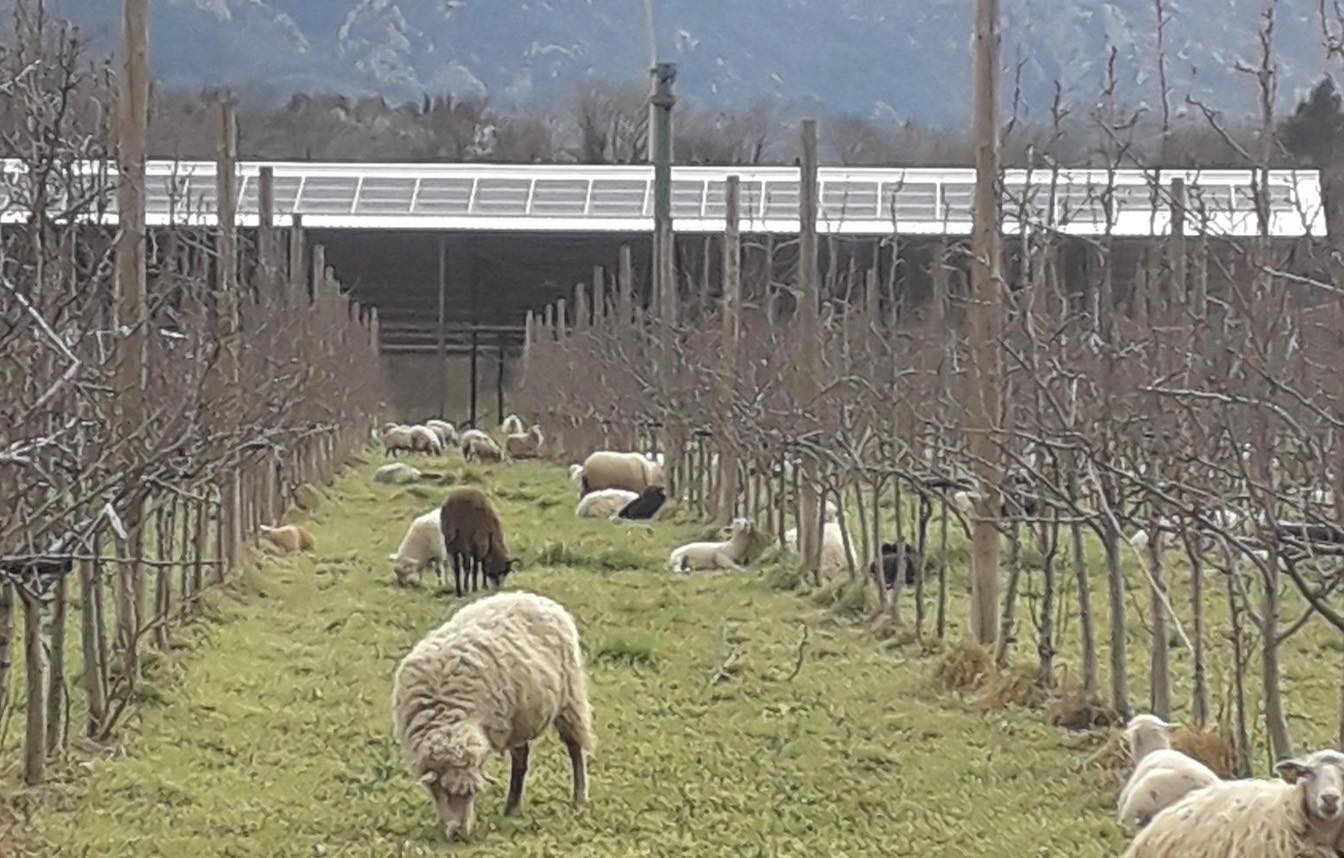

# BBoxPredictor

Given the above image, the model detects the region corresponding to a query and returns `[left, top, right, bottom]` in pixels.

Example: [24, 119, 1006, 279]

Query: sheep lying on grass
[576, 488, 639, 519]
[669, 518, 755, 572]
[440, 487, 516, 596]
[1122, 748, 1344, 858]
[1117, 714, 1219, 828]
[390, 510, 449, 587]
[461, 430, 504, 463]
[579, 450, 663, 496]
[259, 524, 315, 554]
[784, 521, 852, 581]
[617, 485, 667, 521]
[374, 463, 439, 485]
[392, 591, 594, 842]
[504, 425, 544, 459]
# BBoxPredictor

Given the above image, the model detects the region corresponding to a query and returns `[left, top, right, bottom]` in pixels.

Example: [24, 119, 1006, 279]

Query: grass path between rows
[21, 457, 1129, 857]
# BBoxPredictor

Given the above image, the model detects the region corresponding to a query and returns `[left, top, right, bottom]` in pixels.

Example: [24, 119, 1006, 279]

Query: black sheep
[618, 485, 668, 521]
[868, 541, 922, 588]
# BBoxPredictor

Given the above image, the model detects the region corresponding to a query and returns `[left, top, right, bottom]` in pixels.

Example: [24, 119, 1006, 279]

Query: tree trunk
[45, 573, 67, 754]
[1103, 522, 1130, 719]
[1148, 519, 1171, 719]
[79, 551, 107, 738]
[22, 589, 46, 786]
[1261, 553, 1292, 763]
[1072, 519, 1097, 696]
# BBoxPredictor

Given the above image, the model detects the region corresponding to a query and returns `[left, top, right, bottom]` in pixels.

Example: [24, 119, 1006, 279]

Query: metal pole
[469, 328, 479, 427]
[496, 332, 506, 425]
[437, 233, 448, 417]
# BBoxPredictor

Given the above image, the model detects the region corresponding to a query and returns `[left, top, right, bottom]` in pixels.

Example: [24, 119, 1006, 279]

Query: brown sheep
[439, 488, 518, 597]
[504, 425, 544, 460]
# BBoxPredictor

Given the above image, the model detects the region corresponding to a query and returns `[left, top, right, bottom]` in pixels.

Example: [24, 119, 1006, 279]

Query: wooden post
[1169, 177, 1188, 309]
[522, 310, 534, 384]
[574, 282, 589, 332]
[21, 589, 45, 785]
[288, 213, 306, 304]
[714, 175, 743, 525]
[78, 551, 106, 736]
[437, 233, 448, 417]
[593, 265, 606, 323]
[618, 245, 633, 323]
[311, 245, 326, 303]
[651, 62, 678, 324]
[258, 166, 276, 299]
[970, 0, 1004, 647]
[797, 120, 823, 581]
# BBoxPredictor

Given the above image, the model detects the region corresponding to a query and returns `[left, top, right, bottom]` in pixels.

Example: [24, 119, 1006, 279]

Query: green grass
[8, 457, 1176, 856]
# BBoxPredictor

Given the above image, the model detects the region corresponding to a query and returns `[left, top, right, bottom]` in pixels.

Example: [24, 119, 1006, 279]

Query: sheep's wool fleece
[392, 592, 594, 775]
[1122, 779, 1323, 858]
[582, 451, 660, 493]
[577, 489, 639, 519]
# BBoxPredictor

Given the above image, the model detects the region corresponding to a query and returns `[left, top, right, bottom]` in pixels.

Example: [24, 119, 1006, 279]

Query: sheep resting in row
[669, 518, 755, 572]
[578, 451, 663, 496]
[1123, 749, 1344, 858]
[576, 489, 639, 519]
[440, 487, 517, 596]
[504, 425, 544, 459]
[392, 591, 594, 842]
[1117, 714, 1219, 828]
[259, 524, 315, 554]
[375, 463, 440, 485]
[390, 510, 449, 587]
[618, 486, 667, 521]
[461, 429, 504, 463]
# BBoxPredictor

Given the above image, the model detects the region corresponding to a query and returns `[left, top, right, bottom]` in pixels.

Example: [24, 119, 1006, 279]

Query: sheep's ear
[1275, 758, 1313, 783]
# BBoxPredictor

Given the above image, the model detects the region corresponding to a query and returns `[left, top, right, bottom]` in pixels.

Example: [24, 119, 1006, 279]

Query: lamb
[382, 424, 416, 457]
[409, 425, 445, 456]
[440, 487, 517, 596]
[500, 414, 525, 435]
[576, 488, 639, 519]
[1116, 714, 1220, 827]
[669, 517, 755, 572]
[579, 450, 663, 496]
[258, 524, 315, 554]
[617, 485, 668, 521]
[1122, 749, 1344, 858]
[374, 463, 440, 485]
[392, 591, 593, 842]
[390, 510, 450, 587]
[461, 432, 504, 463]
[568, 463, 584, 483]
[504, 425, 544, 460]
[425, 419, 459, 446]
[868, 540, 922, 589]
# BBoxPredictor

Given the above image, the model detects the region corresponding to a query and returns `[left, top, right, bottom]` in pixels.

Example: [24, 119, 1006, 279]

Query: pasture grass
[14, 454, 1329, 856]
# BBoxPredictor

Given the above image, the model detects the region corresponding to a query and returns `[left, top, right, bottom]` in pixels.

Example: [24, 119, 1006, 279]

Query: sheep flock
[298, 412, 1344, 851]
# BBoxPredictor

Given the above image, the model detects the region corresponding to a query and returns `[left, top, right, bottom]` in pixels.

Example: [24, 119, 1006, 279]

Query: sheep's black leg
[503, 742, 530, 816]
[452, 555, 463, 598]
[561, 736, 588, 805]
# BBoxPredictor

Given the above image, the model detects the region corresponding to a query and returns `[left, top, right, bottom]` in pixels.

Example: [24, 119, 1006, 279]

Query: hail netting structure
[515, 132, 1344, 773]
[0, 17, 383, 787]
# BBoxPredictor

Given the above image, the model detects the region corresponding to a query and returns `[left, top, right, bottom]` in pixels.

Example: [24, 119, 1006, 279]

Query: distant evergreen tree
[1282, 76, 1344, 165]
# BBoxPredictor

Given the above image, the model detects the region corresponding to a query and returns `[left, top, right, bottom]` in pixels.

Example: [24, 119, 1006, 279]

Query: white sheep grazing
[382, 424, 416, 457]
[462, 432, 504, 462]
[576, 488, 639, 519]
[409, 425, 445, 456]
[375, 463, 439, 485]
[669, 517, 755, 572]
[425, 419, 459, 446]
[1116, 714, 1219, 827]
[1122, 749, 1344, 858]
[389, 510, 449, 586]
[500, 414, 525, 435]
[392, 591, 594, 842]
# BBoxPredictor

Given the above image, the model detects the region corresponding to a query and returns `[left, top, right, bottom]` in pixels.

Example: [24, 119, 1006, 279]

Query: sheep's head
[389, 554, 420, 586]
[1122, 714, 1174, 759]
[483, 551, 519, 587]
[729, 517, 754, 540]
[418, 724, 492, 841]
[568, 464, 584, 482]
[1277, 749, 1344, 824]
